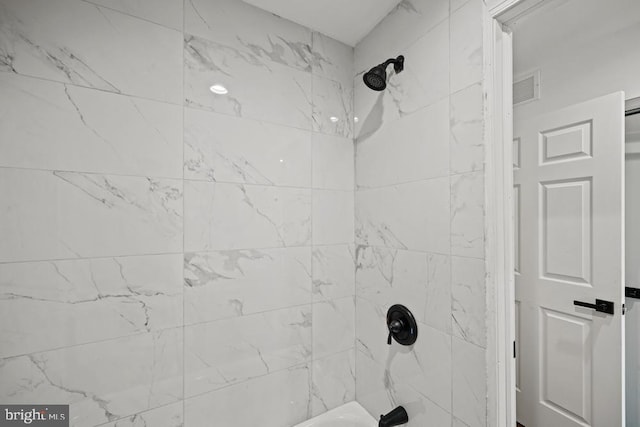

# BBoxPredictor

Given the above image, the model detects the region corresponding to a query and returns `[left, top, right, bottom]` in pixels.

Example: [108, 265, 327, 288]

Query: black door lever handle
[626, 287, 640, 299]
[573, 299, 614, 315]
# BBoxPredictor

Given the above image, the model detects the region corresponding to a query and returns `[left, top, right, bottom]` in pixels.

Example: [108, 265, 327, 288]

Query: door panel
[540, 121, 592, 163]
[515, 92, 625, 427]
[540, 178, 591, 284]
[540, 308, 591, 424]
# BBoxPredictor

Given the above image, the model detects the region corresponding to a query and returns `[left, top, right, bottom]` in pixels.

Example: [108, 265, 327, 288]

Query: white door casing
[514, 92, 625, 426]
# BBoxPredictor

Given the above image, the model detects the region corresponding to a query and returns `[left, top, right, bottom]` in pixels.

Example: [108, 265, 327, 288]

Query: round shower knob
[386, 304, 418, 346]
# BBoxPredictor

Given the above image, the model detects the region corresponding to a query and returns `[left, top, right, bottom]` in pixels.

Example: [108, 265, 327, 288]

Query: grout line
[355, 174, 454, 191]
[448, 7, 456, 420]
[450, 0, 475, 14]
[355, 348, 453, 416]
[355, 92, 451, 143]
[184, 181, 354, 191]
[93, 400, 183, 427]
[2, 325, 184, 360]
[450, 79, 485, 97]
[351, 67, 359, 407]
[0, 69, 184, 108]
[0, 252, 185, 266]
[354, 294, 454, 336]
[0, 245, 362, 266]
[0, 71, 354, 142]
[309, 70, 316, 412]
[183, 360, 311, 402]
[0, 165, 183, 183]
[0, 244, 484, 267]
[351, 244, 484, 261]
[451, 333, 488, 351]
[310, 347, 355, 363]
[182, 303, 314, 333]
[81, 0, 183, 33]
[0, 165, 355, 192]
[181, 0, 187, 421]
[182, 100, 344, 138]
[353, 14, 451, 76]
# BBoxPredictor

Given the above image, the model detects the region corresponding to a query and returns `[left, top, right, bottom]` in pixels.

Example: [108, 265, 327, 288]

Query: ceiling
[512, 0, 640, 73]
[242, 0, 402, 46]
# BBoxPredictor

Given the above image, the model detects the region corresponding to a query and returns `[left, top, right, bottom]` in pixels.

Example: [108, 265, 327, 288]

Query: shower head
[363, 55, 405, 91]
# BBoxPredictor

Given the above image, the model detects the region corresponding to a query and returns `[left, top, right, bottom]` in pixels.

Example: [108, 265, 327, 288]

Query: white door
[514, 92, 625, 427]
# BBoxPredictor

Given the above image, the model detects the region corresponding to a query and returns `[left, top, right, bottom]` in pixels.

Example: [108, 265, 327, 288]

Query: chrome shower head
[362, 55, 405, 91]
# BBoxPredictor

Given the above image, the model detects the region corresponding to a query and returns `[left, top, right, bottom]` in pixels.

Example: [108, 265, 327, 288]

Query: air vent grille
[513, 71, 540, 106]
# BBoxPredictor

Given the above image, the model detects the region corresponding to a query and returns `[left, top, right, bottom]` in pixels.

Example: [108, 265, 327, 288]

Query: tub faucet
[379, 406, 408, 427]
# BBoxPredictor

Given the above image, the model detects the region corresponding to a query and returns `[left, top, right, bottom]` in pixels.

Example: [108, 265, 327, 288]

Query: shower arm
[383, 56, 404, 74]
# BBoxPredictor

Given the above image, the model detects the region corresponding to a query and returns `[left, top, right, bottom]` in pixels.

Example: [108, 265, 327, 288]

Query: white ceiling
[242, 0, 402, 46]
[512, 0, 640, 74]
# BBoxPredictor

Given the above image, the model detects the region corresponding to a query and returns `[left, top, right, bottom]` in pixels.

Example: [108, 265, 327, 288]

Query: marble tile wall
[353, 1, 487, 427]
[0, 0, 355, 426]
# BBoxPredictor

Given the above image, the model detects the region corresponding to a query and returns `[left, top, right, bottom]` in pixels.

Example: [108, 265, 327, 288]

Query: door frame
[483, 1, 555, 426]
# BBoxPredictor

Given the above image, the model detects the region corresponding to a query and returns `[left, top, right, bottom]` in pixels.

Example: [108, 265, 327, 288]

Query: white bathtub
[294, 402, 377, 427]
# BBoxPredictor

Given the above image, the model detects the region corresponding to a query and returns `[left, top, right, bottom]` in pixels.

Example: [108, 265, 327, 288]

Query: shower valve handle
[385, 305, 418, 346]
[387, 319, 403, 345]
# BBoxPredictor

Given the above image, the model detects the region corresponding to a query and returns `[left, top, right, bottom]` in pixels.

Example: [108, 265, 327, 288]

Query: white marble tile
[86, 0, 183, 30]
[0, 254, 182, 358]
[0, 329, 183, 427]
[452, 337, 487, 427]
[392, 324, 452, 411]
[311, 349, 356, 416]
[354, 0, 450, 75]
[312, 133, 355, 191]
[0, 73, 182, 178]
[353, 76, 384, 139]
[0, 0, 182, 104]
[450, 82, 484, 174]
[184, 107, 312, 186]
[184, 306, 311, 397]
[183, 247, 312, 324]
[356, 97, 449, 188]
[310, 32, 354, 88]
[451, 0, 471, 13]
[355, 178, 450, 253]
[355, 351, 452, 427]
[450, 0, 483, 93]
[184, 181, 311, 251]
[453, 417, 471, 427]
[354, 297, 451, 411]
[312, 297, 355, 359]
[312, 245, 355, 302]
[356, 246, 428, 321]
[383, 21, 450, 117]
[312, 75, 353, 138]
[424, 253, 452, 334]
[312, 190, 355, 245]
[184, 0, 312, 72]
[450, 171, 485, 258]
[184, 365, 310, 427]
[97, 402, 183, 427]
[354, 296, 389, 363]
[184, 34, 313, 130]
[0, 169, 182, 263]
[354, 20, 449, 138]
[451, 256, 486, 347]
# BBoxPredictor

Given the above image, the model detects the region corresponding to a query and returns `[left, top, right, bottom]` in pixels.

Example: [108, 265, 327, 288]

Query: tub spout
[379, 406, 408, 427]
